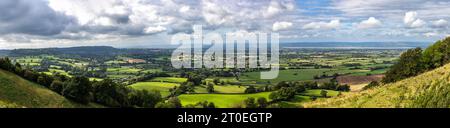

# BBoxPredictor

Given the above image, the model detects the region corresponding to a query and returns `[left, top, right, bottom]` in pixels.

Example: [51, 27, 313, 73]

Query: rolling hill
[0, 69, 89, 108]
[304, 63, 450, 108]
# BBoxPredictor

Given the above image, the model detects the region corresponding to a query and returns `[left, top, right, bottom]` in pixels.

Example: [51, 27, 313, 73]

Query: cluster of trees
[184, 101, 216, 108]
[268, 79, 349, 102]
[319, 78, 350, 92]
[362, 81, 379, 90]
[383, 37, 450, 83]
[269, 87, 297, 101]
[1, 58, 164, 108]
[243, 97, 269, 108]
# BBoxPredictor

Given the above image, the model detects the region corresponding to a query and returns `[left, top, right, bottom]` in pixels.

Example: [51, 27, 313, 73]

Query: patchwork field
[178, 92, 272, 108]
[129, 82, 179, 97]
[150, 77, 187, 83]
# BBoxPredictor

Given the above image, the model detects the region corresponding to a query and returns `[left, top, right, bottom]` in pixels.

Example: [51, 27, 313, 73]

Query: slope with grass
[304, 63, 450, 108]
[0, 69, 87, 108]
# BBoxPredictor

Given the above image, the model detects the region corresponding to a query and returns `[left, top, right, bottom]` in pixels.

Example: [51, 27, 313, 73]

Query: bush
[363, 81, 380, 90]
[245, 86, 257, 93]
[244, 97, 257, 108]
[257, 97, 268, 108]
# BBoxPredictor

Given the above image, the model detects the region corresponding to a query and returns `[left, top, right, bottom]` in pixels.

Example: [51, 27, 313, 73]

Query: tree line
[382, 37, 450, 84]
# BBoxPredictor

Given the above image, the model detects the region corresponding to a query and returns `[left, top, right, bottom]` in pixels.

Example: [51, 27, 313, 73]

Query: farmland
[4, 47, 405, 108]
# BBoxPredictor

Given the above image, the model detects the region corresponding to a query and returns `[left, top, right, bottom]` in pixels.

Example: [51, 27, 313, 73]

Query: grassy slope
[304, 63, 450, 108]
[0, 69, 89, 108]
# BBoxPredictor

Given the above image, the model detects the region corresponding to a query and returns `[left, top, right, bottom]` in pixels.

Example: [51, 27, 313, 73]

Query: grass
[277, 95, 311, 108]
[304, 63, 450, 108]
[0, 69, 90, 108]
[300, 89, 340, 97]
[129, 82, 179, 97]
[107, 67, 142, 74]
[150, 77, 187, 83]
[178, 92, 272, 108]
[210, 85, 246, 93]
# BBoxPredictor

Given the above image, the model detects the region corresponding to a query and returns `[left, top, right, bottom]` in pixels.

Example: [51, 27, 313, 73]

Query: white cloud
[144, 26, 167, 34]
[358, 17, 382, 29]
[272, 21, 293, 31]
[264, 0, 295, 18]
[424, 32, 439, 37]
[432, 19, 448, 27]
[302, 20, 340, 30]
[404, 11, 426, 28]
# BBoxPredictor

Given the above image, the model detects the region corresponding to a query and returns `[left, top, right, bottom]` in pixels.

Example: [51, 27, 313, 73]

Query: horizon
[0, 41, 434, 50]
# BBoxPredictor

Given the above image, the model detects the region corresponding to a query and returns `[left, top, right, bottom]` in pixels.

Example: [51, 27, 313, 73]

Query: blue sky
[0, 0, 449, 49]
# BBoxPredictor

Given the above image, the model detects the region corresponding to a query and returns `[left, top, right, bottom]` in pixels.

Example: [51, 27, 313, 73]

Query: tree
[320, 90, 328, 98]
[422, 37, 450, 70]
[336, 84, 350, 92]
[62, 76, 93, 104]
[213, 78, 220, 85]
[244, 97, 257, 108]
[50, 80, 64, 94]
[363, 81, 380, 90]
[245, 86, 257, 93]
[128, 89, 161, 108]
[382, 48, 425, 83]
[168, 97, 182, 108]
[206, 83, 215, 93]
[294, 84, 306, 93]
[257, 97, 268, 108]
[93, 79, 134, 107]
[155, 97, 182, 108]
[207, 102, 216, 108]
[269, 87, 296, 101]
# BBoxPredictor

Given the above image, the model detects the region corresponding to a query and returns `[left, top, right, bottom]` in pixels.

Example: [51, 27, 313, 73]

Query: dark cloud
[0, 0, 73, 36]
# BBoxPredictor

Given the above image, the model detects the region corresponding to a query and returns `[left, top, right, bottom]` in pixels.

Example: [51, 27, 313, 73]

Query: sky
[0, 0, 449, 49]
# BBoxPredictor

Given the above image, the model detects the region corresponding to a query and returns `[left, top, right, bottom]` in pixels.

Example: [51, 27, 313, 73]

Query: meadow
[129, 82, 179, 97]
[178, 92, 272, 108]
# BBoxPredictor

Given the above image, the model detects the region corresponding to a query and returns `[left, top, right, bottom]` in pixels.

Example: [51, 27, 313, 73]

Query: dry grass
[304, 63, 450, 108]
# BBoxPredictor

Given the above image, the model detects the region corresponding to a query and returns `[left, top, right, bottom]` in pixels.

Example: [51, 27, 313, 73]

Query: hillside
[304, 63, 450, 108]
[0, 69, 88, 108]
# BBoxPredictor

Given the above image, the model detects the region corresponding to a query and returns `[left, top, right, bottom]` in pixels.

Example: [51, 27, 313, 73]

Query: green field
[107, 67, 142, 74]
[210, 85, 246, 93]
[150, 77, 187, 83]
[129, 82, 179, 97]
[300, 89, 340, 97]
[178, 92, 271, 108]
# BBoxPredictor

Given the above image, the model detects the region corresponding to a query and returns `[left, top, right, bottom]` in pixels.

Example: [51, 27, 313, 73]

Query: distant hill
[0, 69, 90, 108]
[9, 46, 121, 57]
[281, 42, 432, 49]
[304, 63, 450, 108]
[0, 50, 9, 57]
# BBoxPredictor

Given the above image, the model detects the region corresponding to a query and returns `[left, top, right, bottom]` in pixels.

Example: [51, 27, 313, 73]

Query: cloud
[272, 21, 293, 31]
[0, 0, 73, 36]
[302, 20, 340, 30]
[357, 17, 382, 29]
[432, 19, 448, 27]
[144, 26, 167, 34]
[424, 32, 439, 37]
[404, 11, 426, 28]
[201, 0, 295, 30]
